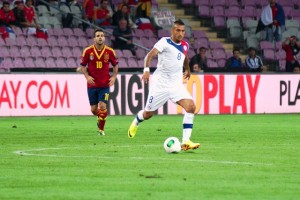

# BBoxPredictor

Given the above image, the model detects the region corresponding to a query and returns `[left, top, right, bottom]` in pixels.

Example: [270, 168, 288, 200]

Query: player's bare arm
[81, 66, 95, 85]
[143, 48, 159, 84]
[183, 56, 191, 80]
[109, 64, 119, 86]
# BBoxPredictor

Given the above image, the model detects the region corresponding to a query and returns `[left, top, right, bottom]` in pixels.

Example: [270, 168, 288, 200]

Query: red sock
[98, 109, 108, 131]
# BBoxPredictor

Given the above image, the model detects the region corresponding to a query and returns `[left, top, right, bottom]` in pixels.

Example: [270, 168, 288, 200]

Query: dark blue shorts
[87, 87, 110, 105]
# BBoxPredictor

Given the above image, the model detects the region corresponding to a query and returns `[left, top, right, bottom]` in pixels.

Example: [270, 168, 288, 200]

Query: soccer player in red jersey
[80, 29, 119, 135]
[83, 0, 95, 22]
[93, 0, 112, 27]
[0, 1, 15, 26]
[24, 0, 40, 28]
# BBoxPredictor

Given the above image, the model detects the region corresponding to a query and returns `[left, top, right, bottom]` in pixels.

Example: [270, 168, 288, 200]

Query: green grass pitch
[1, 114, 300, 200]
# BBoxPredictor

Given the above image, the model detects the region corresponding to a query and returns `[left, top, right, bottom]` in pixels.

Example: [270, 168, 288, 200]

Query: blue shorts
[87, 87, 110, 105]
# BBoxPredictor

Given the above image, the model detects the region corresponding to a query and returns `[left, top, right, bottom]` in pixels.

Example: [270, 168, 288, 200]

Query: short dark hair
[291, 35, 298, 41]
[94, 29, 104, 37]
[121, 4, 128, 9]
[233, 48, 240, 53]
[199, 47, 207, 52]
[101, 0, 108, 4]
[3, 1, 10, 6]
[248, 47, 256, 52]
[173, 19, 185, 26]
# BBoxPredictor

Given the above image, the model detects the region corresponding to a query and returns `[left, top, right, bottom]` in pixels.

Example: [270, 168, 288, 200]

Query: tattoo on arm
[144, 48, 159, 67]
[184, 56, 190, 72]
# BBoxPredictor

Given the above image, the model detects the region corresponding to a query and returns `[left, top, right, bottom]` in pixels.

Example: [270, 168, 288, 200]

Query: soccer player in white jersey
[128, 19, 200, 151]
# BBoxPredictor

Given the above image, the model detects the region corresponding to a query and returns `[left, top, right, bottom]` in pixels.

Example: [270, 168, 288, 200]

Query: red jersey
[94, 8, 111, 26]
[23, 5, 35, 24]
[282, 43, 299, 62]
[81, 45, 118, 88]
[271, 4, 280, 26]
[83, 0, 95, 19]
[0, 9, 15, 24]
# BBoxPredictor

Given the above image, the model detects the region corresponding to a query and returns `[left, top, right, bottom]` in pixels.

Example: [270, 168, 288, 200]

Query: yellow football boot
[181, 140, 201, 151]
[128, 122, 138, 138]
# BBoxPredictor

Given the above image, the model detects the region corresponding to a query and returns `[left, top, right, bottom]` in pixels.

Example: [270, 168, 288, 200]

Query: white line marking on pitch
[13, 146, 272, 166]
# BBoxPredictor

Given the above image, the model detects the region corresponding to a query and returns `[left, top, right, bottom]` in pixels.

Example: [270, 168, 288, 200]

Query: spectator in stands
[83, 0, 95, 30]
[136, 0, 151, 19]
[24, 0, 40, 29]
[112, 4, 135, 28]
[260, 0, 285, 42]
[13, 1, 31, 28]
[117, 0, 137, 16]
[117, 0, 137, 11]
[294, 66, 300, 73]
[113, 18, 135, 55]
[112, 4, 129, 26]
[189, 47, 207, 73]
[117, 0, 129, 13]
[245, 47, 265, 72]
[225, 48, 243, 69]
[0, 1, 15, 26]
[94, 0, 112, 28]
[282, 36, 300, 72]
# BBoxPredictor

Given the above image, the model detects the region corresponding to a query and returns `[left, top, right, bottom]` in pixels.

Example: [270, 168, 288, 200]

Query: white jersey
[152, 37, 189, 85]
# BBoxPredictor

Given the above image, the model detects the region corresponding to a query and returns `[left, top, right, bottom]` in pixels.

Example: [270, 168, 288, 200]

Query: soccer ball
[163, 137, 181, 153]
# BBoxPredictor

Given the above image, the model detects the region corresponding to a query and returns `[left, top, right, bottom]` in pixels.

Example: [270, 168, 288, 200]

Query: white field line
[13, 146, 272, 166]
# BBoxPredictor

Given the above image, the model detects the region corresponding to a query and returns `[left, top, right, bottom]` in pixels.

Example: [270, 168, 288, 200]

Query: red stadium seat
[72, 47, 82, 59]
[24, 57, 35, 68]
[13, 58, 25, 68]
[263, 49, 275, 61]
[207, 59, 218, 68]
[66, 58, 77, 68]
[137, 60, 144, 68]
[78, 37, 89, 47]
[52, 28, 64, 38]
[16, 36, 27, 47]
[213, 49, 226, 60]
[114, 49, 124, 58]
[56, 57, 67, 68]
[9, 46, 21, 57]
[217, 59, 226, 68]
[73, 28, 85, 37]
[122, 49, 135, 58]
[63, 28, 74, 37]
[26, 36, 38, 47]
[135, 49, 147, 60]
[45, 57, 57, 68]
[30, 46, 42, 58]
[37, 38, 48, 48]
[47, 36, 59, 47]
[193, 30, 207, 39]
[86, 28, 94, 38]
[127, 58, 139, 68]
[57, 36, 68, 47]
[5, 37, 17, 47]
[62, 47, 75, 59]
[0, 46, 10, 57]
[51, 47, 63, 58]
[0, 58, 14, 69]
[117, 57, 128, 68]
[19, 46, 32, 58]
[41, 46, 53, 58]
[67, 36, 79, 48]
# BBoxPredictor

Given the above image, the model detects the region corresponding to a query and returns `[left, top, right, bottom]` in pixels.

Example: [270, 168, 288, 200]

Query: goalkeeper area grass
[1, 114, 300, 200]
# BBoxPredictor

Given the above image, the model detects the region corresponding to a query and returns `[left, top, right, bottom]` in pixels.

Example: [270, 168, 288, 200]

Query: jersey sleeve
[80, 48, 89, 67]
[182, 40, 189, 56]
[110, 49, 118, 66]
[153, 38, 166, 53]
[282, 43, 288, 50]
